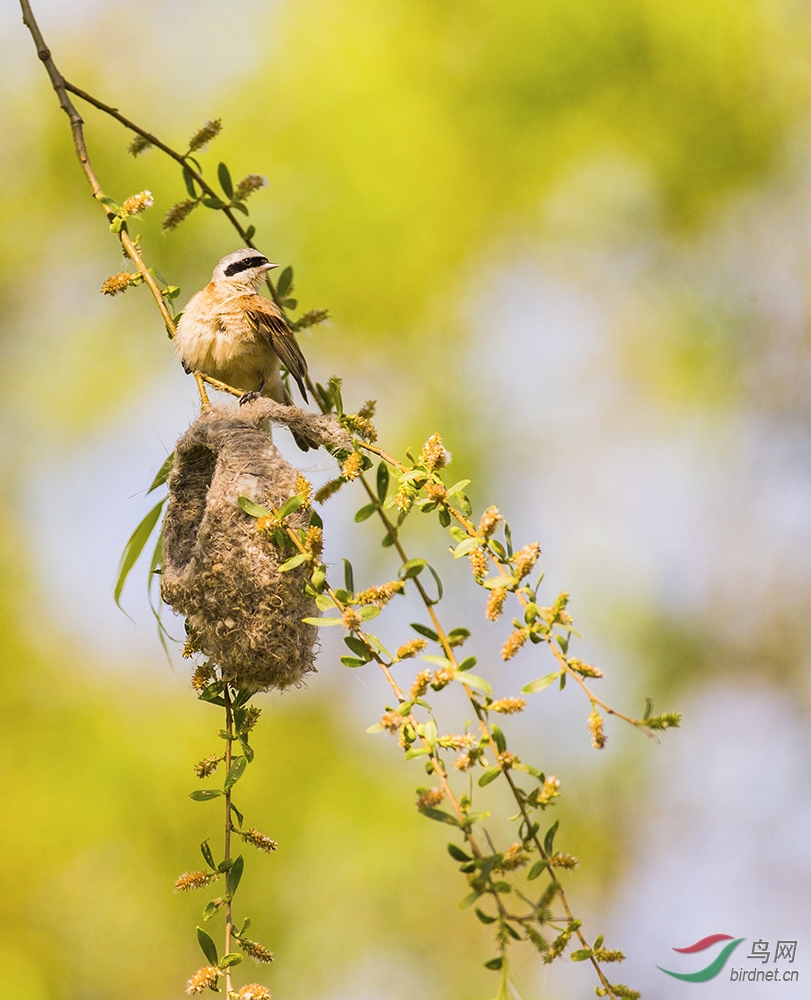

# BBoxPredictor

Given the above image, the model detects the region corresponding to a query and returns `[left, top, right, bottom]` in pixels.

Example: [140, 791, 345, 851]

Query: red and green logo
[658, 934, 746, 982]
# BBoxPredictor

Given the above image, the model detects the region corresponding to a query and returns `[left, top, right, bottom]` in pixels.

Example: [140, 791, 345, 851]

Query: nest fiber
[161, 401, 348, 691]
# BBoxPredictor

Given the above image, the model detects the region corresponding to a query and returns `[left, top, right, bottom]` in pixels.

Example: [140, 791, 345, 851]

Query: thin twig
[21, 0, 174, 332]
[62, 80, 286, 311]
[223, 682, 234, 996]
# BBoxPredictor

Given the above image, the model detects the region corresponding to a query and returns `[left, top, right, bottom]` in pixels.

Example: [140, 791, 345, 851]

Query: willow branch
[61, 80, 285, 311]
[19, 0, 176, 339]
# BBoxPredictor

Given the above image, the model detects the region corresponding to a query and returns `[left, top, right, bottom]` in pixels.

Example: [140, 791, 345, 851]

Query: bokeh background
[2, 1, 811, 997]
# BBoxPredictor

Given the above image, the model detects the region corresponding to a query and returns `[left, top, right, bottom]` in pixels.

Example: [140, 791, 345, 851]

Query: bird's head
[213, 248, 278, 289]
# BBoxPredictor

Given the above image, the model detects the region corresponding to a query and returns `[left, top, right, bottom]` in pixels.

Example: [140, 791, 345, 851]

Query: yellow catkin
[486, 588, 507, 621]
[185, 967, 220, 994]
[501, 628, 528, 660]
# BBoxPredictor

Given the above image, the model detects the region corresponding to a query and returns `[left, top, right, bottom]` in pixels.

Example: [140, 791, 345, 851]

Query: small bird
[174, 248, 314, 449]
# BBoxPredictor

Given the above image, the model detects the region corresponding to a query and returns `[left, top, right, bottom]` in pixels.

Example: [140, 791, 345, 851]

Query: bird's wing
[243, 294, 309, 402]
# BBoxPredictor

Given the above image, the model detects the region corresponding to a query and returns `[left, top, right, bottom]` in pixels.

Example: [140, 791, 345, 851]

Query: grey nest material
[161, 400, 350, 692]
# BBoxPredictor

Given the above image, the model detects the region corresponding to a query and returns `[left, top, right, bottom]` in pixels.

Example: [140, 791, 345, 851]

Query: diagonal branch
[20, 0, 176, 339]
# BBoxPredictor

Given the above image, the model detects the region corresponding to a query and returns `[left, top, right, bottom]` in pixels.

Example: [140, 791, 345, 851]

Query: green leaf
[544, 820, 559, 855]
[458, 656, 477, 672]
[340, 656, 367, 668]
[114, 498, 165, 608]
[343, 635, 371, 659]
[527, 859, 548, 881]
[491, 725, 506, 753]
[230, 803, 244, 827]
[342, 558, 355, 593]
[278, 552, 309, 572]
[400, 558, 426, 579]
[189, 789, 222, 801]
[475, 907, 497, 924]
[219, 953, 243, 968]
[376, 462, 389, 500]
[425, 564, 444, 605]
[490, 539, 507, 560]
[328, 376, 344, 416]
[245, 225, 256, 241]
[460, 673, 492, 695]
[231, 201, 249, 215]
[224, 756, 247, 791]
[197, 926, 218, 966]
[200, 840, 216, 869]
[98, 195, 122, 211]
[302, 616, 341, 626]
[422, 655, 453, 668]
[418, 806, 460, 826]
[478, 768, 501, 787]
[276, 265, 293, 298]
[438, 507, 451, 527]
[366, 723, 384, 733]
[405, 746, 430, 760]
[146, 454, 173, 495]
[201, 197, 225, 210]
[282, 297, 297, 310]
[315, 594, 335, 611]
[570, 949, 593, 962]
[484, 957, 503, 970]
[226, 855, 244, 897]
[453, 538, 480, 559]
[447, 627, 471, 646]
[217, 162, 234, 199]
[202, 898, 225, 921]
[358, 605, 380, 621]
[521, 672, 562, 695]
[447, 843, 472, 862]
[237, 496, 274, 518]
[456, 493, 473, 517]
[310, 564, 326, 592]
[410, 622, 439, 642]
[460, 810, 489, 828]
[183, 166, 197, 197]
[278, 494, 305, 519]
[460, 890, 482, 910]
[354, 502, 379, 523]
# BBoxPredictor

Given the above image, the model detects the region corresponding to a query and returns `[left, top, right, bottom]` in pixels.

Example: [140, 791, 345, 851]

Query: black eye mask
[224, 256, 268, 277]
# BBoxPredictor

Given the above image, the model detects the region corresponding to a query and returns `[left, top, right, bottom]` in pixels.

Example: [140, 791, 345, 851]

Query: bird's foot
[239, 390, 261, 406]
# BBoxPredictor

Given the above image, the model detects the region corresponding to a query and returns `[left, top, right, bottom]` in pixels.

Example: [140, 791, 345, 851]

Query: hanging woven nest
[161, 400, 350, 692]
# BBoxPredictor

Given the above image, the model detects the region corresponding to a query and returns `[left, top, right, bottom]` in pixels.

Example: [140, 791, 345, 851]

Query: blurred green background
[2, 1, 811, 997]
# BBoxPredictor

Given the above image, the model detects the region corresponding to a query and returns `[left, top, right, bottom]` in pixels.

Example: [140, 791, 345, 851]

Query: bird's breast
[174, 289, 277, 392]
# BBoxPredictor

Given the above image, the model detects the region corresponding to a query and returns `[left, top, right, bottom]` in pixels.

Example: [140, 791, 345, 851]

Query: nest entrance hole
[168, 444, 217, 570]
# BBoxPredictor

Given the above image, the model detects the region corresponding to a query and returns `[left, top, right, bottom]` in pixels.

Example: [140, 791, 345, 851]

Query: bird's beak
[264, 262, 279, 271]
